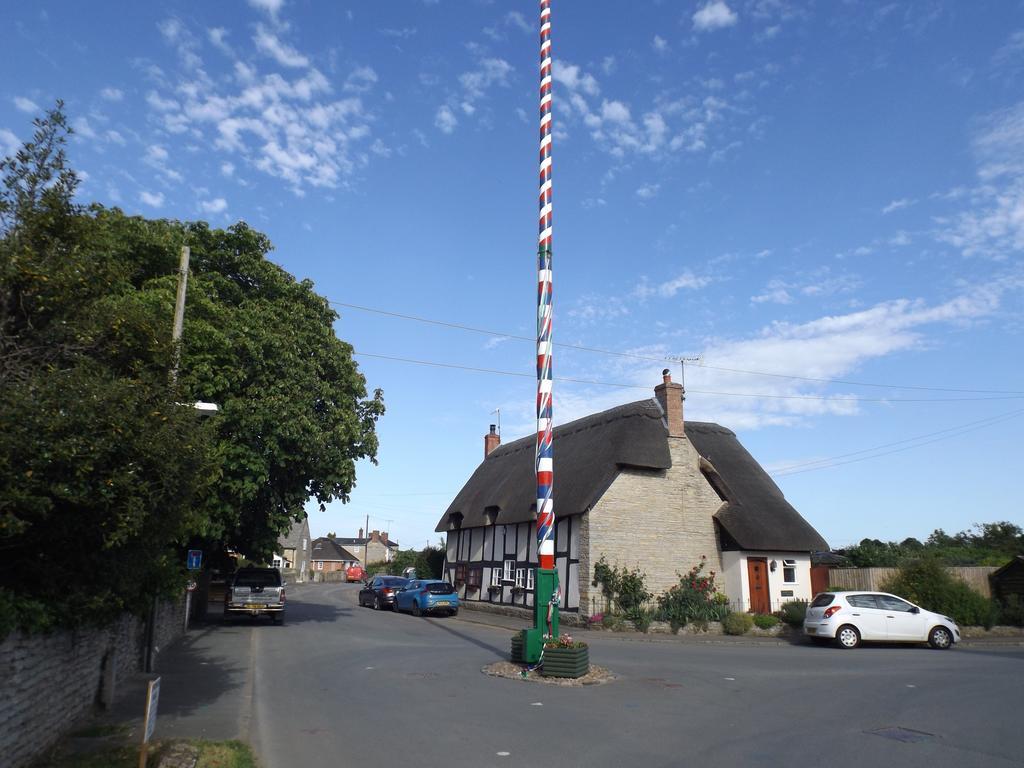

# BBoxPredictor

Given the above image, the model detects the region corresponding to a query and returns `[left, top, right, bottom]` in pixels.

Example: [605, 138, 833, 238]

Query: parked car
[224, 567, 285, 624]
[359, 575, 409, 610]
[394, 579, 459, 617]
[345, 565, 367, 583]
[803, 591, 960, 649]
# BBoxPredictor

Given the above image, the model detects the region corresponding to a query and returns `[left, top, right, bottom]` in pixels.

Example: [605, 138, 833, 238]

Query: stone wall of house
[582, 435, 724, 613]
[0, 598, 186, 768]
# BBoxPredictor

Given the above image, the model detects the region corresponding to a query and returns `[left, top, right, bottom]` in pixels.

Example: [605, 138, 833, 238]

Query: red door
[747, 558, 770, 614]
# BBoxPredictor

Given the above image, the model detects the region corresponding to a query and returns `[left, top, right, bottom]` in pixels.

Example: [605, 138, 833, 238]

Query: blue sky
[4, 0, 1023, 553]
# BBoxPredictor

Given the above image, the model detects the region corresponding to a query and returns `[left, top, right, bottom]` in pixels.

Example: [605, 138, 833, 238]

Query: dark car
[224, 567, 285, 624]
[358, 575, 409, 610]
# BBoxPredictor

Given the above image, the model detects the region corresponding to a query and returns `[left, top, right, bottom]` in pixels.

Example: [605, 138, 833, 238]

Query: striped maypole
[536, 0, 555, 572]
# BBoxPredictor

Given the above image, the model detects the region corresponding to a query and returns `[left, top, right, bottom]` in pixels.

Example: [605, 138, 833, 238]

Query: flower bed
[542, 635, 590, 679]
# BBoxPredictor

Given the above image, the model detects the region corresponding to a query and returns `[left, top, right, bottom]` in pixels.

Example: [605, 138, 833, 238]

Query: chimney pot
[358, 527, 363, 539]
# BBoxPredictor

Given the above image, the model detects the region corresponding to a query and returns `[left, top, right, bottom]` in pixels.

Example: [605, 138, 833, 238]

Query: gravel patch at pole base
[482, 661, 616, 686]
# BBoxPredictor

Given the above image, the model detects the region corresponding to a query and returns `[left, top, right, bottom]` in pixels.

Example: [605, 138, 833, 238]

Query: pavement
[97, 583, 1024, 768]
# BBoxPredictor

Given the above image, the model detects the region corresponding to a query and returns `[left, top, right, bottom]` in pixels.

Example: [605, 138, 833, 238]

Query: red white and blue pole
[536, 0, 555, 574]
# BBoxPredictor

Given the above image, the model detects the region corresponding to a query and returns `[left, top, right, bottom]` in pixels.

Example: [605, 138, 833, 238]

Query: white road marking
[530, 702, 543, 706]
[724, 677, 736, 681]
[497, 752, 511, 757]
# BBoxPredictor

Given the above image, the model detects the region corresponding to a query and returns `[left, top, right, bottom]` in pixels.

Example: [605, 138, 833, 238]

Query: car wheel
[273, 615, 283, 626]
[373, 596, 381, 610]
[450, 608, 458, 617]
[928, 626, 953, 650]
[836, 625, 860, 649]
[413, 601, 422, 617]
[391, 601, 398, 612]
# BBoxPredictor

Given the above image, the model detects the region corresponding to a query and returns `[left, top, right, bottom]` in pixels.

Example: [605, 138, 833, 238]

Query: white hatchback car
[803, 591, 960, 650]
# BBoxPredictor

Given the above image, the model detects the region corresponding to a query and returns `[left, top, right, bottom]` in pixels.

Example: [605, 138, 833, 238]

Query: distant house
[434, 372, 828, 618]
[274, 518, 311, 583]
[333, 529, 399, 566]
[310, 537, 361, 576]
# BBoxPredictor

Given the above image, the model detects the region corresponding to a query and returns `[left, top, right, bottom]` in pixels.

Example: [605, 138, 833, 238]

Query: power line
[354, 351, 1024, 403]
[771, 407, 1024, 477]
[331, 300, 1024, 395]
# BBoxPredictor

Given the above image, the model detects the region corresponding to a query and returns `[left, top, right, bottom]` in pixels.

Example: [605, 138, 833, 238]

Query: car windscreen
[234, 571, 281, 587]
[426, 582, 455, 594]
[810, 593, 835, 607]
[380, 577, 408, 588]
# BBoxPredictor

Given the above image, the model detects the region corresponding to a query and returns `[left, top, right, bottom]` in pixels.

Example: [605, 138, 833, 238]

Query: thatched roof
[435, 398, 827, 553]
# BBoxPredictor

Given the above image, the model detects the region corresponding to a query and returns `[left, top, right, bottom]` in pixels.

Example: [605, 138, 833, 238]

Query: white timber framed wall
[443, 515, 582, 612]
[721, 550, 813, 612]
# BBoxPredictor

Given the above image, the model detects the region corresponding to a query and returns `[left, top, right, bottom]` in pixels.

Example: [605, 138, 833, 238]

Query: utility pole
[170, 246, 190, 385]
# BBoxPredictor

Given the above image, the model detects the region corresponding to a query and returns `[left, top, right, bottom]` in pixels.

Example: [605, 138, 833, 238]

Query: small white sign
[143, 677, 161, 744]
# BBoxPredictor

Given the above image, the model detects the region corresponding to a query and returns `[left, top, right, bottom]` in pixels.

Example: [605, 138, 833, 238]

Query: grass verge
[33, 739, 257, 768]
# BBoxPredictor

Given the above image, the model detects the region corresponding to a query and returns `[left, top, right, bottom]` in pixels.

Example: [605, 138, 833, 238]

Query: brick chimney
[358, 527, 363, 539]
[484, 424, 500, 458]
[654, 368, 685, 437]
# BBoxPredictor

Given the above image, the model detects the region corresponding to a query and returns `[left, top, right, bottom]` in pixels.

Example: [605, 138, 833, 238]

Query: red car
[345, 565, 367, 583]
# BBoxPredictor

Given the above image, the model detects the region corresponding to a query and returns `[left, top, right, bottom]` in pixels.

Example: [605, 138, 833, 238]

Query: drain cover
[867, 726, 936, 743]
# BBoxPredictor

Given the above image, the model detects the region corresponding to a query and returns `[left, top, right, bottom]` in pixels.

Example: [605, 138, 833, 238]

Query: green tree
[0, 105, 384, 631]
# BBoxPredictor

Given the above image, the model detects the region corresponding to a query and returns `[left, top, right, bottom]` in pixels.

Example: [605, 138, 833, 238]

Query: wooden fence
[828, 566, 997, 598]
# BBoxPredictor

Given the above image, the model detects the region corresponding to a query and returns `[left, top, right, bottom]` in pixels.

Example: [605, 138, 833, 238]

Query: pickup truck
[224, 567, 286, 624]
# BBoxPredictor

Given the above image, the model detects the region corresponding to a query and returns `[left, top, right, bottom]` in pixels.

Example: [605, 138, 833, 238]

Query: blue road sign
[187, 550, 202, 570]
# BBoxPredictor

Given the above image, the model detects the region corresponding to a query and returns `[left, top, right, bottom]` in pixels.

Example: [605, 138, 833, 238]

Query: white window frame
[302, 538, 307, 551]
[515, 568, 526, 588]
[490, 567, 502, 587]
[526, 568, 535, 591]
[316, 560, 324, 571]
[782, 559, 797, 584]
[503, 559, 515, 582]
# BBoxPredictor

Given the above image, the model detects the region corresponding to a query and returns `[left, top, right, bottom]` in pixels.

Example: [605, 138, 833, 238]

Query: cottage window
[316, 561, 323, 570]
[526, 568, 535, 591]
[454, 563, 467, 585]
[468, 566, 482, 588]
[490, 568, 502, 587]
[783, 559, 797, 584]
[302, 538, 307, 550]
[503, 560, 515, 582]
[515, 568, 526, 588]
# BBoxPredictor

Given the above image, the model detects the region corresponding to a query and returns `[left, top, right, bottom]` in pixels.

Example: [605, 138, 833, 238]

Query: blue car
[394, 579, 459, 617]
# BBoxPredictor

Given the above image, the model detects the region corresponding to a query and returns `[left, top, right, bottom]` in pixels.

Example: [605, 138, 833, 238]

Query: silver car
[803, 591, 959, 649]
[224, 567, 286, 624]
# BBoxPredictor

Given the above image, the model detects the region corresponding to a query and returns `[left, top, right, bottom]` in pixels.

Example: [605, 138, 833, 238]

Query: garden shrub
[722, 612, 754, 635]
[752, 614, 780, 630]
[997, 595, 1024, 627]
[779, 600, 807, 627]
[592, 556, 653, 616]
[628, 607, 653, 633]
[880, 557, 998, 627]
[656, 556, 729, 631]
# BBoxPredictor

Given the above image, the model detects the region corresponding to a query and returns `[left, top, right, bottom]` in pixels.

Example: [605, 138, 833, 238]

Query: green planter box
[510, 634, 525, 663]
[541, 645, 589, 678]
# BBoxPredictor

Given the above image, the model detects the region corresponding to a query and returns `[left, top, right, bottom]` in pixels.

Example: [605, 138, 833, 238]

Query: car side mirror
[911, 607, 920, 614]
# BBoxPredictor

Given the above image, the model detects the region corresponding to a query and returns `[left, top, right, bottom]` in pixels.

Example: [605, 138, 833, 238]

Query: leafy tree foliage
[0, 106, 383, 631]
[842, 522, 1023, 567]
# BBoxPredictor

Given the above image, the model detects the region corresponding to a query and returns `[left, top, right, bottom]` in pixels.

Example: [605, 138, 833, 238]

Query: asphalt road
[138, 583, 1024, 768]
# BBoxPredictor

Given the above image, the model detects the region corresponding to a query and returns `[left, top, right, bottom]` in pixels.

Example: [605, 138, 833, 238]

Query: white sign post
[139, 676, 160, 768]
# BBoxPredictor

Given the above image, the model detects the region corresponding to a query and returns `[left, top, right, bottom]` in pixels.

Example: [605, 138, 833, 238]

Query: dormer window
[448, 512, 464, 531]
[483, 506, 499, 526]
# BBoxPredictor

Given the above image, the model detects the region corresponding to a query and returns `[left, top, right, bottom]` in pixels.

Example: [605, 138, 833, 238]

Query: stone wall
[582, 435, 724, 613]
[0, 598, 186, 768]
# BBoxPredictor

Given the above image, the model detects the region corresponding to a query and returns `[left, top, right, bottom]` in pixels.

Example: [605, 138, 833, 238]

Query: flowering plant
[656, 555, 729, 630]
[544, 634, 587, 649]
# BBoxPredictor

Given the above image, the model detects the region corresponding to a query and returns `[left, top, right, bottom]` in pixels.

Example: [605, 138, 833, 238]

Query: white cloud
[248, 0, 283, 18]
[253, 25, 310, 68]
[652, 35, 669, 54]
[459, 58, 513, 99]
[553, 60, 600, 97]
[633, 271, 712, 299]
[208, 27, 232, 54]
[751, 279, 793, 305]
[344, 66, 378, 93]
[14, 96, 40, 113]
[140, 190, 164, 208]
[882, 198, 913, 214]
[635, 183, 660, 200]
[200, 197, 227, 214]
[72, 117, 97, 139]
[221, 161, 235, 177]
[100, 87, 124, 102]
[693, 1, 738, 32]
[505, 11, 532, 34]
[105, 130, 126, 145]
[0, 128, 19, 157]
[435, 105, 458, 134]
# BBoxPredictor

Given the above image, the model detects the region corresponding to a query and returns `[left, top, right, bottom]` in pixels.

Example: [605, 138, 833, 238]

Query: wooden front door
[747, 558, 770, 614]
